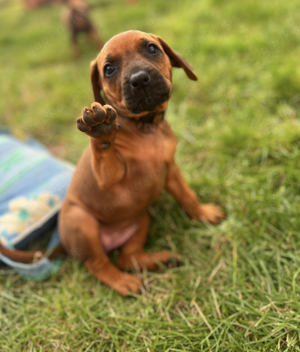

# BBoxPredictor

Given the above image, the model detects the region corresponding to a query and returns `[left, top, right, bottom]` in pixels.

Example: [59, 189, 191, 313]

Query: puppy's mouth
[122, 69, 171, 114]
[125, 90, 170, 114]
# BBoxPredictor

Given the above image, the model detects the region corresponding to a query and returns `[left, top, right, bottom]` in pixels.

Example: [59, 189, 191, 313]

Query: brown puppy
[63, 0, 103, 56]
[58, 31, 225, 296]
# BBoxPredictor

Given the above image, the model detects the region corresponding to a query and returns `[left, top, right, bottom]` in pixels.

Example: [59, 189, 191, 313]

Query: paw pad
[76, 103, 119, 138]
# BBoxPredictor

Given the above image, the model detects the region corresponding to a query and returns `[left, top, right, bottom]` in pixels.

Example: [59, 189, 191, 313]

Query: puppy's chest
[116, 129, 176, 177]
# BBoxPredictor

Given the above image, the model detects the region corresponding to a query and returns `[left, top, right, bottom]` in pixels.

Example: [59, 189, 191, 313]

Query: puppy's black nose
[129, 71, 150, 88]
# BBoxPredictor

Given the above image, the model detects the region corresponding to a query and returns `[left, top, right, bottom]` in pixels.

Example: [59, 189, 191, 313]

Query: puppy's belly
[99, 222, 139, 252]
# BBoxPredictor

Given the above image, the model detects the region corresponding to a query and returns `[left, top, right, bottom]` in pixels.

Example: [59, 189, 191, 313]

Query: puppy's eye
[104, 64, 115, 77]
[147, 43, 159, 55]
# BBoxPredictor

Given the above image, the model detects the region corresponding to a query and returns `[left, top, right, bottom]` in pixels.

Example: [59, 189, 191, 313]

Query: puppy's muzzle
[122, 66, 170, 114]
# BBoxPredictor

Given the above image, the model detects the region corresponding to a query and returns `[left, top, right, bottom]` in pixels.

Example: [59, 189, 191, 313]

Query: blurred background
[1, 0, 300, 350]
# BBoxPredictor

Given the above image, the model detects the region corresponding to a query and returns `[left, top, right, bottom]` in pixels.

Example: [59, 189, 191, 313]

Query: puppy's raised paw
[76, 103, 120, 139]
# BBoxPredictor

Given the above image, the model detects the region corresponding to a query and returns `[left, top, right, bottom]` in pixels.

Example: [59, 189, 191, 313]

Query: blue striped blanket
[0, 130, 74, 280]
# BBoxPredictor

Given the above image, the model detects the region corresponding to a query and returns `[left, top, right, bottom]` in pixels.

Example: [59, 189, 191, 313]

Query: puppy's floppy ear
[90, 59, 106, 104]
[154, 36, 198, 81]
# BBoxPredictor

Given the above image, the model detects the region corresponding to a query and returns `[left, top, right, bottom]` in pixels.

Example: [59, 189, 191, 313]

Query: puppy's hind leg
[117, 213, 182, 271]
[59, 202, 143, 296]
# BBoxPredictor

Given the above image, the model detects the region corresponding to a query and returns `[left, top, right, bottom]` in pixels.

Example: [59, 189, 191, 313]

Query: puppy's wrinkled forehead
[98, 31, 163, 66]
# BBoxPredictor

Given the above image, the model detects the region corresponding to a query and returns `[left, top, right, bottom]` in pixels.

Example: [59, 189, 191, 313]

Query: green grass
[1, 0, 300, 350]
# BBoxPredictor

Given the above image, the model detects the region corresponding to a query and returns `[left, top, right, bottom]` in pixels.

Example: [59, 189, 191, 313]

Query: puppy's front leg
[165, 161, 225, 224]
[77, 102, 125, 189]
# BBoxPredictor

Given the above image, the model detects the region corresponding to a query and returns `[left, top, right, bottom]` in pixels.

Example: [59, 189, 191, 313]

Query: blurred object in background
[24, 0, 62, 10]
[127, 0, 139, 4]
[24, 0, 103, 57]
[63, 0, 103, 57]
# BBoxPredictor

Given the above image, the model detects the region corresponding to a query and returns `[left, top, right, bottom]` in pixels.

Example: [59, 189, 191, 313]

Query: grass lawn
[1, 0, 300, 350]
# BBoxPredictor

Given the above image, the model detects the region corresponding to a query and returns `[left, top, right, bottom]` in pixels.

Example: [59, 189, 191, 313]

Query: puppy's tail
[0, 243, 66, 264]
